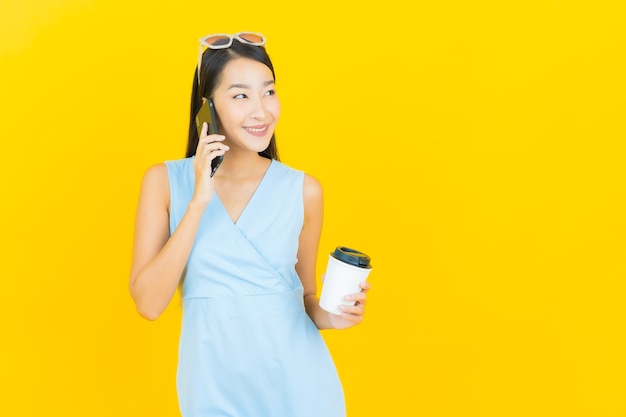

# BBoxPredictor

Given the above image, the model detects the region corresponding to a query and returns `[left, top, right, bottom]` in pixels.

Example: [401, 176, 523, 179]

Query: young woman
[129, 32, 370, 417]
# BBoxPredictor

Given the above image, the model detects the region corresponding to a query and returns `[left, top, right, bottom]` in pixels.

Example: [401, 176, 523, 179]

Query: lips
[243, 124, 270, 136]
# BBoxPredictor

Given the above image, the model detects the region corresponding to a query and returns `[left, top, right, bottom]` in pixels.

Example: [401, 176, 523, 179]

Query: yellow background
[1, 0, 625, 416]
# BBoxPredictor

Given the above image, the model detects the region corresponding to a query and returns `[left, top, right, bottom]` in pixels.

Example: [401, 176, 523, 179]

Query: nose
[249, 97, 267, 120]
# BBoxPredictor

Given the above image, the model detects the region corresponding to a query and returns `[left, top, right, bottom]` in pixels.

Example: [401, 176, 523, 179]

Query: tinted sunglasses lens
[203, 35, 231, 47]
[239, 33, 264, 44]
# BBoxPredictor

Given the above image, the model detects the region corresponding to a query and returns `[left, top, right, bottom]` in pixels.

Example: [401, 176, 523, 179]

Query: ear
[201, 97, 207, 104]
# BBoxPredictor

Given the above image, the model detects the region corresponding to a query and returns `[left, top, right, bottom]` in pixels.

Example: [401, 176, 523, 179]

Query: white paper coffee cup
[319, 247, 372, 315]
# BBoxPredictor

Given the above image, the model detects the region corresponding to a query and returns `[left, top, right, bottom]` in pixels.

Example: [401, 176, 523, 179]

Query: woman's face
[211, 57, 280, 154]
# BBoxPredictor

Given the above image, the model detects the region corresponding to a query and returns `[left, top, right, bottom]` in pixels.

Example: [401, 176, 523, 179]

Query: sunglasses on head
[197, 32, 266, 86]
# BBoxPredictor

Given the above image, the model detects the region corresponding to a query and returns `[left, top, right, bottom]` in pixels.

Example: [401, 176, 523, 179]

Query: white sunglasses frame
[197, 32, 266, 87]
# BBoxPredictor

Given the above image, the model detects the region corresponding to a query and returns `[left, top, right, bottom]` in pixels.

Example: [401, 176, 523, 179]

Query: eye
[264, 89, 276, 96]
[233, 93, 247, 99]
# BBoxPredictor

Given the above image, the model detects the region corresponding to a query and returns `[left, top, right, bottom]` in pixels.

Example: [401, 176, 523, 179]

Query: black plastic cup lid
[331, 246, 372, 268]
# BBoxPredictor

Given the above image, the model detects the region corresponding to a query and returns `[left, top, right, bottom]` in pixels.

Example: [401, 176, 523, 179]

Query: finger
[341, 315, 363, 325]
[344, 291, 367, 304]
[208, 148, 228, 161]
[338, 306, 365, 322]
[195, 125, 212, 156]
[340, 301, 366, 315]
[201, 149, 228, 173]
[203, 134, 226, 146]
[194, 142, 228, 174]
[201, 141, 228, 157]
[198, 136, 227, 157]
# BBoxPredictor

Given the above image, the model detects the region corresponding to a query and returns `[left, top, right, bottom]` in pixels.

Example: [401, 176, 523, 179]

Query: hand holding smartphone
[195, 98, 223, 177]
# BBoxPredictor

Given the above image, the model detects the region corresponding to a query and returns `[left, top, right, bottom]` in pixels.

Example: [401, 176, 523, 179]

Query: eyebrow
[228, 80, 275, 90]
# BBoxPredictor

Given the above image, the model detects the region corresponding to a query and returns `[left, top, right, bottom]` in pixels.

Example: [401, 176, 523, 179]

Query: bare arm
[128, 164, 206, 320]
[297, 174, 369, 330]
[129, 125, 228, 320]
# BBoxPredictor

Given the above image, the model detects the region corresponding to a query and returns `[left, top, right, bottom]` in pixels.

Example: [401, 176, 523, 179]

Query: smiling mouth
[244, 125, 268, 133]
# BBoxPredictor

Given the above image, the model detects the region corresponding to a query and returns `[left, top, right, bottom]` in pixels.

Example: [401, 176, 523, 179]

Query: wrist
[187, 198, 208, 214]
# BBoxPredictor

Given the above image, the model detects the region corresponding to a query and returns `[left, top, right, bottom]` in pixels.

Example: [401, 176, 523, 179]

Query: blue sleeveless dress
[165, 157, 345, 417]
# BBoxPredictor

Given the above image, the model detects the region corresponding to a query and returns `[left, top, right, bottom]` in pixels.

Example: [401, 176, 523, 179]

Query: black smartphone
[195, 98, 223, 177]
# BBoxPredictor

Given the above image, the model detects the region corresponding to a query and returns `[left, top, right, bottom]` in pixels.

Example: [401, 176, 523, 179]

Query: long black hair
[186, 40, 280, 161]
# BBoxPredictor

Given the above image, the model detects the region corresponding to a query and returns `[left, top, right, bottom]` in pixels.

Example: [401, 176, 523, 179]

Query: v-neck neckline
[214, 159, 275, 225]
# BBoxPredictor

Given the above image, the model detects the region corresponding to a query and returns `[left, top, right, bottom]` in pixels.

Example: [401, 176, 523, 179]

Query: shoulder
[269, 160, 322, 203]
[303, 173, 323, 199]
[142, 162, 168, 186]
[163, 157, 194, 174]
[270, 159, 302, 177]
[301, 173, 323, 228]
[139, 163, 170, 207]
[302, 172, 323, 211]
[153, 157, 195, 189]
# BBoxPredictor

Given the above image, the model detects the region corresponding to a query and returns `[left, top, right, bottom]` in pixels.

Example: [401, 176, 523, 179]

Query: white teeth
[246, 127, 266, 133]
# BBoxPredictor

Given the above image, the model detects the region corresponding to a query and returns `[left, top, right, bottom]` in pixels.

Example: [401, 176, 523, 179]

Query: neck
[214, 150, 271, 180]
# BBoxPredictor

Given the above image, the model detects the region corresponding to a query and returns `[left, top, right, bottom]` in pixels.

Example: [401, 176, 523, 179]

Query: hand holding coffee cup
[319, 247, 372, 315]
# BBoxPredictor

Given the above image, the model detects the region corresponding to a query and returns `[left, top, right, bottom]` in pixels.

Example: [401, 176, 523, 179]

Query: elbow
[135, 302, 162, 321]
[130, 285, 163, 321]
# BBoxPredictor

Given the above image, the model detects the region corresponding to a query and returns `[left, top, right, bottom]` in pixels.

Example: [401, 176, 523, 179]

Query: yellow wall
[2, 1, 625, 416]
